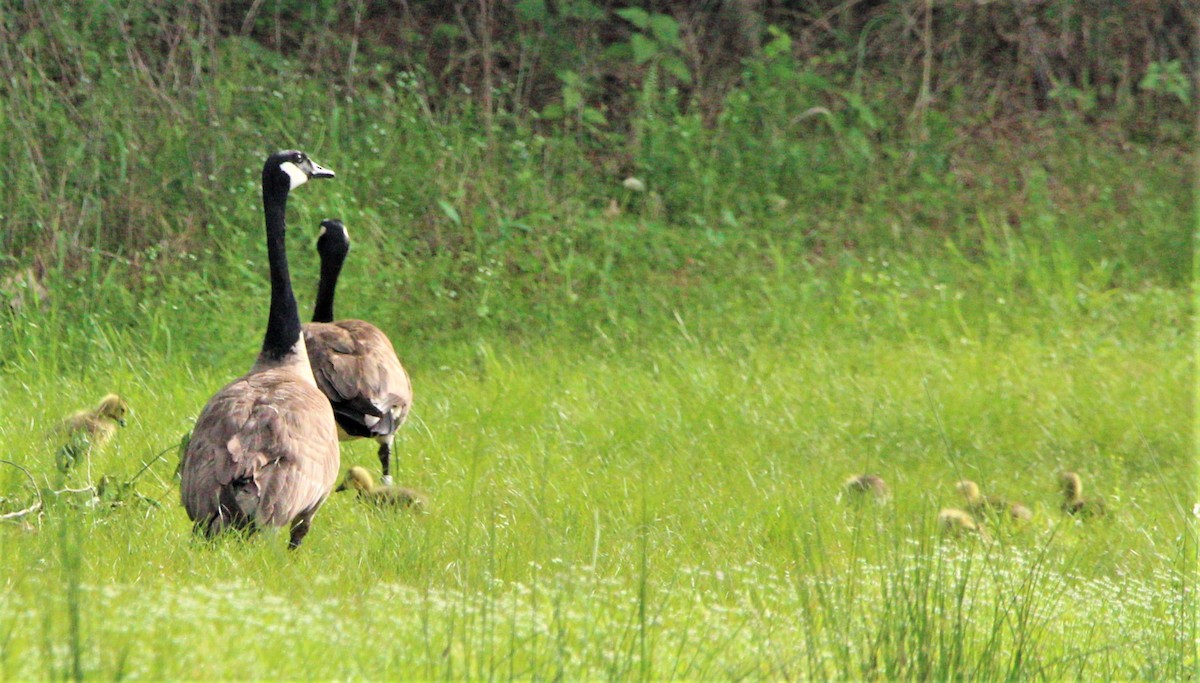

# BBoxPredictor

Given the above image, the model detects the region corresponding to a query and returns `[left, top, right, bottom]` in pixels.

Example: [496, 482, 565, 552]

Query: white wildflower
[622, 177, 646, 192]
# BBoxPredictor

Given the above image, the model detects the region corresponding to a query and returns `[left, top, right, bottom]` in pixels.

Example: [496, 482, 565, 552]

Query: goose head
[336, 465, 375, 493]
[263, 150, 335, 194]
[316, 218, 350, 262]
[96, 394, 129, 426]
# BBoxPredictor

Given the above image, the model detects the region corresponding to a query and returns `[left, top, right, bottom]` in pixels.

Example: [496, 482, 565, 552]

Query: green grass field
[0, 10, 1195, 677]
[1, 221, 1193, 678]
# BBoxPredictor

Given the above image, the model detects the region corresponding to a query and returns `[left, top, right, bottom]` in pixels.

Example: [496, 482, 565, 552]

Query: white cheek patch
[317, 225, 327, 239]
[279, 161, 309, 190]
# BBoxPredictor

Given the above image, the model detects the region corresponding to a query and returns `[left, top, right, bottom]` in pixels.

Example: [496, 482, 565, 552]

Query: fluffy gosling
[336, 466, 426, 511]
[938, 508, 990, 541]
[955, 479, 1032, 522]
[1059, 471, 1106, 518]
[55, 394, 129, 473]
[842, 474, 890, 502]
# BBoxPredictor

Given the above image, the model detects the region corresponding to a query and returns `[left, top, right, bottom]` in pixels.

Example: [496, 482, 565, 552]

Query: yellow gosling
[1007, 500, 1033, 521]
[336, 466, 426, 511]
[955, 479, 1032, 522]
[842, 474, 890, 502]
[1059, 471, 1106, 518]
[938, 507, 990, 541]
[55, 394, 129, 473]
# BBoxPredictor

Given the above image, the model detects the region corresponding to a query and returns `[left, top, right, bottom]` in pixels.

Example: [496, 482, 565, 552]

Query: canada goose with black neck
[303, 219, 412, 485]
[180, 150, 340, 549]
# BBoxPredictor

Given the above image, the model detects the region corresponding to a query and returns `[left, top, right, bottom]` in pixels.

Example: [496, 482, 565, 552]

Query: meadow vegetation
[0, 1, 1195, 679]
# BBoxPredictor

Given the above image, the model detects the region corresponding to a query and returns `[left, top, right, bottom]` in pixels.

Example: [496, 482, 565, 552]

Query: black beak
[306, 158, 335, 180]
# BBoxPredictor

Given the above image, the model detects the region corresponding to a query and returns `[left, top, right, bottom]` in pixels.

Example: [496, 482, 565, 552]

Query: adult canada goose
[1059, 471, 1107, 518]
[303, 219, 412, 485]
[55, 394, 129, 473]
[335, 465, 426, 510]
[180, 150, 339, 549]
[842, 473, 889, 502]
[955, 479, 1032, 522]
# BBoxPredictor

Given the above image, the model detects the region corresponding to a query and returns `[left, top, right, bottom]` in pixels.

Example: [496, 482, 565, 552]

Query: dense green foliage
[0, 2, 1195, 680]
[0, 2, 1193, 338]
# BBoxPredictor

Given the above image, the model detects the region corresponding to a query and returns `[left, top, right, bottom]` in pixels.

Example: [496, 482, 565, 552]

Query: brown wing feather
[181, 367, 339, 533]
[303, 319, 412, 438]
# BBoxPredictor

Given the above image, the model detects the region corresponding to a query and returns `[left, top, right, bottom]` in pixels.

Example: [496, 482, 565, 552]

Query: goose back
[181, 363, 339, 534]
[304, 319, 412, 441]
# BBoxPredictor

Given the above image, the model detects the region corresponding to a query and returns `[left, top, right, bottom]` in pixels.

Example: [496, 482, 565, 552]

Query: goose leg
[288, 512, 314, 549]
[378, 436, 394, 486]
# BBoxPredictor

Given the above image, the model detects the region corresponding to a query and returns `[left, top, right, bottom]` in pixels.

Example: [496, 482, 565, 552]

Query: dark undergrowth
[0, 1, 1193, 373]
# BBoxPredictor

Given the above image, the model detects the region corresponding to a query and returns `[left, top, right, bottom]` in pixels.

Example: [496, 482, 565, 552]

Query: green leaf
[797, 71, 833, 92]
[539, 103, 564, 120]
[563, 85, 583, 112]
[514, 0, 547, 22]
[562, 0, 605, 21]
[431, 23, 462, 41]
[555, 69, 582, 87]
[661, 55, 691, 83]
[844, 92, 879, 130]
[603, 43, 633, 61]
[844, 129, 874, 161]
[630, 33, 657, 64]
[615, 7, 650, 29]
[437, 199, 461, 226]
[763, 25, 792, 58]
[648, 14, 681, 48]
[1140, 60, 1191, 104]
[582, 108, 608, 126]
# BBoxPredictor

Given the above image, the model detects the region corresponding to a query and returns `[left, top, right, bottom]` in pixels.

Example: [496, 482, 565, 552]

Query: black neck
[311, 246, 345, 324]
[260, 185, 302, 360]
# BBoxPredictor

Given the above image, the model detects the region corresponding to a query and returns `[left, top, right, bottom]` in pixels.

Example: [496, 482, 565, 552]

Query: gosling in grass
[335, 466, 426, 511]
[937, 508, 990, 541]
[842, 474, 890, 502]
[55, 394, 129, 473]
[955, 479, 1032, 522]
[1059, 471, 1106, 518]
